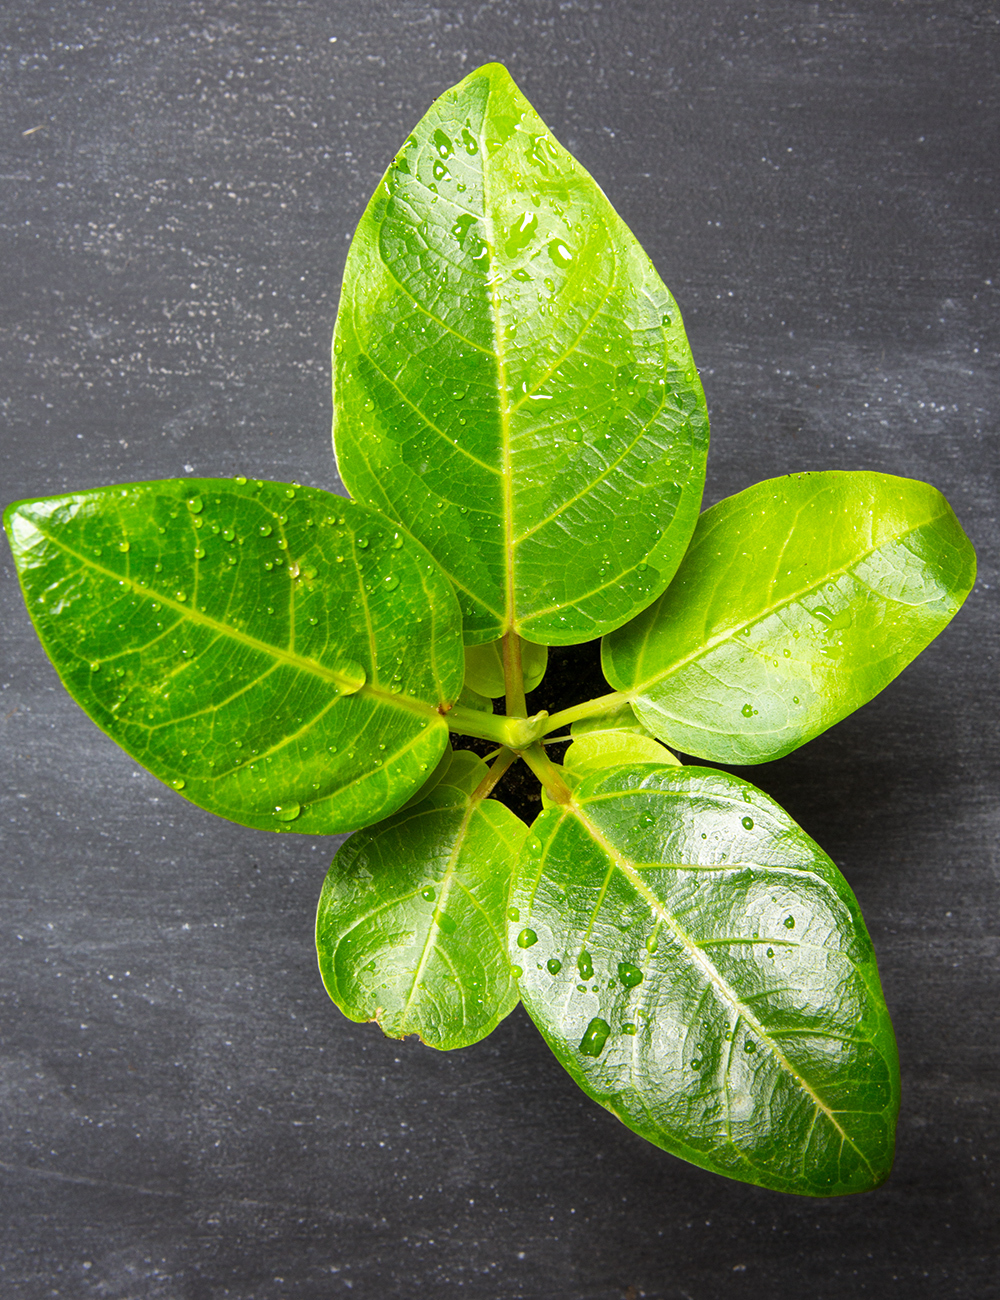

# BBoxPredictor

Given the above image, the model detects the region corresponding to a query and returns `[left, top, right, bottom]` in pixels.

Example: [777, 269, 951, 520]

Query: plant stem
[502, 630, 527, 718]
[471, 747, 517, 803]
[521, 742, 573, 806]
[540, 690, 630, 736]
[444, 705, 513, 745]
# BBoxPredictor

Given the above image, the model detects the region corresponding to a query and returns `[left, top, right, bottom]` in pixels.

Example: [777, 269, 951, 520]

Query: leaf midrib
[478, 86, 516, 634]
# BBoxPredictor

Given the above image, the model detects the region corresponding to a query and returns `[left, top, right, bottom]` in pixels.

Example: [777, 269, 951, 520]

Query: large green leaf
[332, 62, 709, 646]
[602, 472, 976, 763]
[316, 752, 527, 1048]
[511, 764, 899, 1195]
[5, 479, 464, 834]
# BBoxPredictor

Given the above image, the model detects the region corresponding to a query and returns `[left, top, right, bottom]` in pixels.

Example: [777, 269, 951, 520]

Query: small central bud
[501, 710, 549, 750]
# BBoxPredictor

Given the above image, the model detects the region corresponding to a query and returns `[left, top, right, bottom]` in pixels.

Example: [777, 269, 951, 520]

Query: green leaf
[563, 730, 680, 782]
[602, 471, 976, 764]
[511, 764, 899, 1195]
[332, 62, 709, 646]
[5, 479, 464, 834]
[570, 700, 653, 738]
[464, 636, 548, 698]
[316, 751, 528, 1048]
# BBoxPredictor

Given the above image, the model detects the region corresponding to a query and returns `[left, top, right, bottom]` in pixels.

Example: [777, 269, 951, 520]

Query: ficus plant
[4, 64, 976, 1198]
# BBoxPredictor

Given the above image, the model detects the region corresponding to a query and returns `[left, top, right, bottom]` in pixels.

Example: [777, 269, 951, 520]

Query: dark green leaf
[5, 479, 463, 834]
[333, 62, 708, 646]
[464, 636, 548, 698]
[602, 472, 976, 763]
[512, 764, 899, 1195]
[316, 752, 527, 1048]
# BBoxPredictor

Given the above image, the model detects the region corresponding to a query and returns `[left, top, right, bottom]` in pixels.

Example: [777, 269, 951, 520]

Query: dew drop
[577, 950, 593, 980]
[356, 536, 369, 549]
[546, 958, 562, 975]
[234, 475, 247, 485]
[222, 528, 235, 542]
[645, 934, 659, 954]
[187, 496, 204, 514]
[176, 591, 187, 602]
[745, 1040, 756, 1053]
[432, 128, 453, 158]
[741, 703, 754, 718]
[622, 1023, 637, 1035]
[421, 887, 435, 902]
[507, 906, 520, 922]
[579, 1017, 611, 1058]
[171, 778, 186, 791]
[742, 816, 754, 830]
[90, 661, 101, 672]
[617, 961, 643, 988]
[383, 575, 399, 590]
[784, 915, 795, 929]
[548, 239, 573, 267]
[516, 928, 538, 949]
[273, 801, 301, 822]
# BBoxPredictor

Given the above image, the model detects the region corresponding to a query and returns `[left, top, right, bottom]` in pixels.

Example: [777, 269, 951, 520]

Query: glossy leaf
[332, 62, 709, 646]
[464, 636, 548, 698]
[602, 472, 976, 764]
[5, 479, 464, 834]
[511, 764, 899, 1195]
[316, 752, 527, 1048]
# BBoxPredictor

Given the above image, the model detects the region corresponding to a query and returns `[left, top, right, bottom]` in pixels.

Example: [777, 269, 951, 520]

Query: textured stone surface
[1, 2, 997, 1296]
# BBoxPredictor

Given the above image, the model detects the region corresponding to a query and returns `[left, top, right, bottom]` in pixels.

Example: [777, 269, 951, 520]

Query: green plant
[4, 64, 975, 1197]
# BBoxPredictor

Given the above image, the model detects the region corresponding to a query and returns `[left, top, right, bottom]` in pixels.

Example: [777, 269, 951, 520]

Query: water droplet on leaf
[618, 961, 643, 988]
[579, 1017, 611, 1057]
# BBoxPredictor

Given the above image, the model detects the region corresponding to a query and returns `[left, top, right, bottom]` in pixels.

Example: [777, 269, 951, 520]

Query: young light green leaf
[464, 636, 548, 698]
[563, 730, 680, 782]
[455, 682, 494, 713]
[5, 479, 463, 834]
[332, 62, 709, 647]
[316, 752, 528, 1049]
[569, 700, 654, 738]
[602, 472, 976, 763]
[512, 764, 899, 1196]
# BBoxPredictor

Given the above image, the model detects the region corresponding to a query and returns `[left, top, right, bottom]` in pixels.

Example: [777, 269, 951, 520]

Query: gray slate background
[1, 2, 997, 1297]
